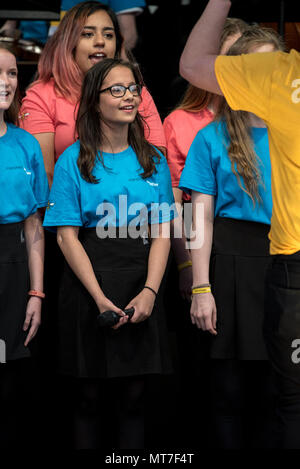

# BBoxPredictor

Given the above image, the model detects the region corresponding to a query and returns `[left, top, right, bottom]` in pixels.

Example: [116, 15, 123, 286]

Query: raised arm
[179, 0, 231, 94]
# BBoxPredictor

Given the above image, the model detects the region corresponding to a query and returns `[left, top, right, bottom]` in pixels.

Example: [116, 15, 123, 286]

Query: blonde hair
[177, 18, 248, 112]
[217, 26, 285, 204]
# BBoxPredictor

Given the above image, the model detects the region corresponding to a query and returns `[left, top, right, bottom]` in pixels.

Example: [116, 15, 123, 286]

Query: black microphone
[97, 307, 135, 327]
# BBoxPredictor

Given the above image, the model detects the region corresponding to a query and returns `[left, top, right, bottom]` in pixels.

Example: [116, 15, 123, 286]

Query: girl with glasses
[43, 58, 175, 449]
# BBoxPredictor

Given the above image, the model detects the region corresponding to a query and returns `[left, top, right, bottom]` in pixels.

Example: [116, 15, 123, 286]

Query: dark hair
[0, 47, 20, 124]
[76, 58, 161, 183]
[36, 1, 123, 101]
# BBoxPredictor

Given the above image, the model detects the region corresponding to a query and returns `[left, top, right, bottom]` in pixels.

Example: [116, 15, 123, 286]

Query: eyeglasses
[99, 84, 142, 98]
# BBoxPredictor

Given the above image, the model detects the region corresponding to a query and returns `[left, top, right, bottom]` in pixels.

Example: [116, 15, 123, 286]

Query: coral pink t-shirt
[163, 108, 214, 199]
[20, 79, 166, 161]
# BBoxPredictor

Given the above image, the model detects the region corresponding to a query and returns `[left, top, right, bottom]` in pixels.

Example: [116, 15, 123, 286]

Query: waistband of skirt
[0, 221, 25, 237]
[78, 227, 150, 271]
[0, 221, 27, 263]
[212, 217, 270, 257]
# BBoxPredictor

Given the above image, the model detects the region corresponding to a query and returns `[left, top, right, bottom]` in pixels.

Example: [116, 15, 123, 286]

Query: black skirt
[210, 217, 271, 360]
[0, 222, 30, 361]
[57, 228, 172, 378]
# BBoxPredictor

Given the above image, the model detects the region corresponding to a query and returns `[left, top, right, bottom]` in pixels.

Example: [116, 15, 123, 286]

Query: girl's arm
[23, 211, 44, 346]
[190, 191, 217, 335]
[171, 187, 192, 301]
[180, 0, 231, 93]
[33, 133, 55, 188]
[57, 226, 127, 326]
[125, 222, 171, 323]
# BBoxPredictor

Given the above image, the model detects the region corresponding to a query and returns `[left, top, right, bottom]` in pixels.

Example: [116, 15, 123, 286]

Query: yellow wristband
[192, 287, 211, 294]
[178, 260, 192, 272]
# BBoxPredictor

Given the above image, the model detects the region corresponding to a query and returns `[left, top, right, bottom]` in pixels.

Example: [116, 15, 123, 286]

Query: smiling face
[0, 49, 17, 113]
[99, 65, 141, 128]
[75, 10, 117, 74]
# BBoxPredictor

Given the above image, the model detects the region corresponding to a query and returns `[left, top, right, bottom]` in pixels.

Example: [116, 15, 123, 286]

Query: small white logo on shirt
[23, 167, 31, 175]
[147, 181, 158, 187]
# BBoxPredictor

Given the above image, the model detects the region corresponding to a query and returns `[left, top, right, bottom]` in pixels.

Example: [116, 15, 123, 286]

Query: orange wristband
[28, 290, 45, 299]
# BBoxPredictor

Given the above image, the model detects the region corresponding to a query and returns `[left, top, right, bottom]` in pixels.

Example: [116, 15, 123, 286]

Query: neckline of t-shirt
[99, 145, 132, 158]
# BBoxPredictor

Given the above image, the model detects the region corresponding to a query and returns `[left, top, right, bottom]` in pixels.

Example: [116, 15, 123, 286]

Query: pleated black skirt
[0, 222, 30, 361]
[57, 228, 172, 378]
[210, 217, 271, 360]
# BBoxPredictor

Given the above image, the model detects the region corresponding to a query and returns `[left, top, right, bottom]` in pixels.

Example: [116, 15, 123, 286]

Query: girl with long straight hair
[43, 58, 175, 449]
[162, 17, 248, 447]
[179, 26, 285, 448]
[19, 5, 166, 437]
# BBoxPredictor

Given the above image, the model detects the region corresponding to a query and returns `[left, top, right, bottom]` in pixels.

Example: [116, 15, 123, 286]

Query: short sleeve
[139, 87, 166, 149]
[31, 139, 50, 207]
[43, 165, 82, 227]
[163, 116, 185, 187]
[179, 130, 216, 196]
[215, 52, 279, 121]
[20, 83, 55, 134]
[150, 155, 177, 224]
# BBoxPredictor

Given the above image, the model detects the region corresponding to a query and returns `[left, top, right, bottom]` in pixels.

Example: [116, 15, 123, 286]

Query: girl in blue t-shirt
[0, 47, 49, 445]
[179, 27, 284, 449]
[44, 58, 175, 448]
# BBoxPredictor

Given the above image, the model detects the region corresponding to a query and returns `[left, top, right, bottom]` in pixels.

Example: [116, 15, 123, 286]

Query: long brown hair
[217, 26, 285, 204]
[76, 58, 161, 183]
[0, 47, 20, 124]
[177, 18, 248, 113]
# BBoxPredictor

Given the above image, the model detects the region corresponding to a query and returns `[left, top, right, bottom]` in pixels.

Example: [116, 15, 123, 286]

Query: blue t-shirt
[179, 121, 272, 225]
[61, 0, 145, 13]
[0, 124, 49, 224]
[43, 142, 176, 228]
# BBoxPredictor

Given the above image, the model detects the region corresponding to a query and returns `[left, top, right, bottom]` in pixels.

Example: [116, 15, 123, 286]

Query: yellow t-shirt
[215, 50, 300, 255]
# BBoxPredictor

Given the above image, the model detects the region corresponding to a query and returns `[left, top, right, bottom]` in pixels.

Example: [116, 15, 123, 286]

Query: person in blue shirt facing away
[44, 57, 175, 449]
[0, 47, 49, 447]
[179, 27, 284, 449]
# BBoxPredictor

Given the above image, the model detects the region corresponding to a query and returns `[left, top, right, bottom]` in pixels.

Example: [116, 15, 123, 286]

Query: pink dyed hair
[35, 2, 123, 102]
